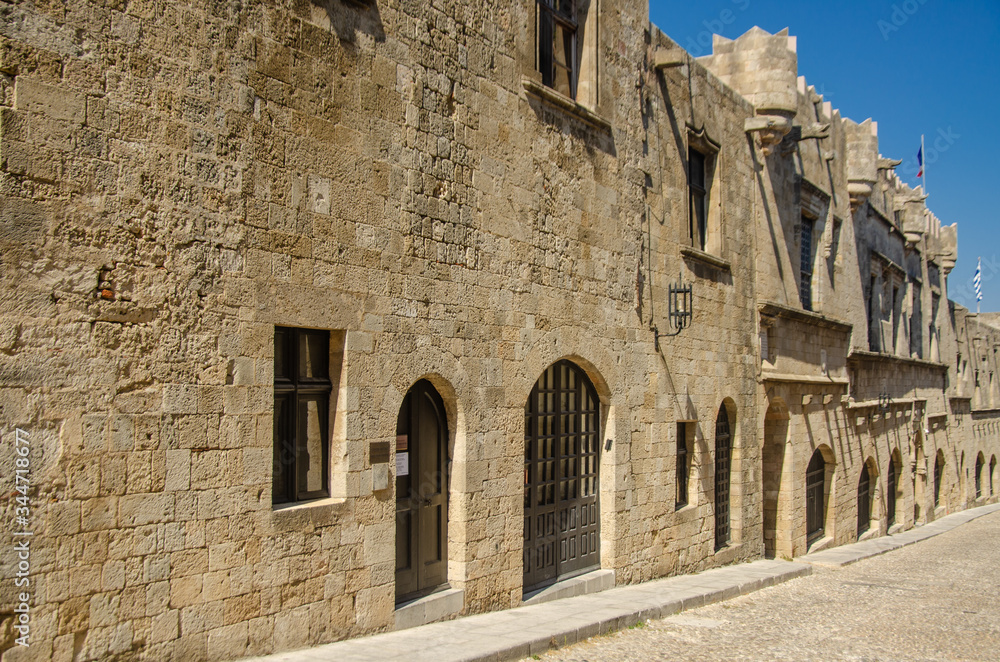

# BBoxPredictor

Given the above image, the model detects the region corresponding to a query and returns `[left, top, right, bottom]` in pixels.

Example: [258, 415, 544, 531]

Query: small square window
[274, 327, 332, 504]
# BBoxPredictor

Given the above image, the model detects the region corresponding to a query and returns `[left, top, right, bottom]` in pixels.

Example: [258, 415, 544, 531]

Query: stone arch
[511, 327, 618, 407]
[380, 349, 472, 591]
[512, 328, 622, 573]
[762, 397, 790, 559]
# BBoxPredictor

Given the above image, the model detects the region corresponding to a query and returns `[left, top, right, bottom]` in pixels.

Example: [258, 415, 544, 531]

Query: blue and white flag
[974, 257, 983, 303]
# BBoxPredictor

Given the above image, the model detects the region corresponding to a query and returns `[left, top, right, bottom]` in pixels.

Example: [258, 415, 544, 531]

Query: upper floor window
[538, 0, 578, 100]
[689, 147, 708, 251]
[799, 217, 815, 311]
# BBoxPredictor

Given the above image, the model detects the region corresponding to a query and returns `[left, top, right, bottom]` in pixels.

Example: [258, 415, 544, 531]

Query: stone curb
[239, 560, 813, 662]
[241, 503, 1000, 662]
[796, 501, 1000, 569]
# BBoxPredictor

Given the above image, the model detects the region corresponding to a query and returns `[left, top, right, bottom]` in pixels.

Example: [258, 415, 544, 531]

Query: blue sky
[649, 0, 1000, 312]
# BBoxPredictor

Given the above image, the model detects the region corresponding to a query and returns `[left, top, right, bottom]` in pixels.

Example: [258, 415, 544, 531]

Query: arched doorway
[806, 449, 826, 544]
[395, 380, 449, 602]
[714, 404, 732, 551]
[523, 360, 601, 593]
[857, 463, 871, 537]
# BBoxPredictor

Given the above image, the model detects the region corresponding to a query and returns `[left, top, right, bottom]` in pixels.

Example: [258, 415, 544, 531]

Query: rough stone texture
[529, 509, 1000, 662]
[0, 3, 996, 662]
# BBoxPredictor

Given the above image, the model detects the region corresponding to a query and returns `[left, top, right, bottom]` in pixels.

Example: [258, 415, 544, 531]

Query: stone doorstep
[394, 587, 466, 631]
[522, 568, 616, 606]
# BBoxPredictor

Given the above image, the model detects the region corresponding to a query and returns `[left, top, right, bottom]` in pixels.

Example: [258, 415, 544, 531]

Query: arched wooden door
[714, 405, 732, 551]
[806, 449, 826, 543]
[523, 360, 600, 593]
[395, 380, 448, 602]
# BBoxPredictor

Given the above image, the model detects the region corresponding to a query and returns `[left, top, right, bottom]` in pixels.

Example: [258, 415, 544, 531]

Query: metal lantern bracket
[654, 272, 693, 350]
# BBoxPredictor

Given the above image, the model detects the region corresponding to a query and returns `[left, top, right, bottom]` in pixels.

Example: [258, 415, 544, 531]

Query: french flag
[917, 146, 923, 178]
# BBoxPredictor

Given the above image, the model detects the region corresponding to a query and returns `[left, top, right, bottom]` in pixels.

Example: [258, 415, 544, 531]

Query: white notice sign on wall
[396, 452, 409, 477]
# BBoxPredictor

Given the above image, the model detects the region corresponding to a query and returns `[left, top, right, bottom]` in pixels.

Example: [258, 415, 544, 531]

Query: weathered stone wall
[0, 5, 997, 662]
[0, 0, 765, 659]
[699, 25, 1000, 563]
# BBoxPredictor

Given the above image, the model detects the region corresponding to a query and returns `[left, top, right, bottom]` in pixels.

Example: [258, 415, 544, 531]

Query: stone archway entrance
[395, 380, 449, 602]
[523, 360, 600, 593]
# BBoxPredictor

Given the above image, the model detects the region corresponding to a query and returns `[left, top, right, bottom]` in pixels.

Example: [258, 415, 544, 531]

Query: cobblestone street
[528, 511, 1000, 662]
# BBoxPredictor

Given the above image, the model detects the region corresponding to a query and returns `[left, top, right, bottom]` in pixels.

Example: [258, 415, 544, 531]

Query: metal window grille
[800, 218, 814, 311]
[714, 407, 731, 550]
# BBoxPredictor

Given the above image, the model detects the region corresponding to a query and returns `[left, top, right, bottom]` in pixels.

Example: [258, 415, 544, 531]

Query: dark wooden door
[523, 361, 600, 593]
[714, 406, 731, 550]
[857, 465, 871, 536]
[886, 457, 897, 526]
[806, 450, 825, 542]
[395, 380, 448, 602]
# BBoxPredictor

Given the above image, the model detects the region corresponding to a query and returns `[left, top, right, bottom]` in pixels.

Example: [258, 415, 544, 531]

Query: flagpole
[978, 257, 982, 315]
[921, 134, 926, 197]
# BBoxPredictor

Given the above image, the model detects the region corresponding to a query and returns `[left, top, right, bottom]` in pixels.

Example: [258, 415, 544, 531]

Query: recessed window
[273, 327, 332, 504]
[800, 217, 814, 311]
[689, 147, 708, 251]
[538, 0, 578, 99]
[676, 422, 691, 509]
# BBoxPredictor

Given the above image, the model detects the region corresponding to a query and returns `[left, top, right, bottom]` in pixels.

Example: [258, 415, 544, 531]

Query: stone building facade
[0, 1, 996, 661]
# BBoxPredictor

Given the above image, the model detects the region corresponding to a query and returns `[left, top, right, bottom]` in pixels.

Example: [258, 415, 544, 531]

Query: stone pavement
[240, 503, 1000, 662]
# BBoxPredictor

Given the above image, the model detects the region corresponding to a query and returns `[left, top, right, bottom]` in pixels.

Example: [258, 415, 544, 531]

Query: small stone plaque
[370, 441, 390, 464]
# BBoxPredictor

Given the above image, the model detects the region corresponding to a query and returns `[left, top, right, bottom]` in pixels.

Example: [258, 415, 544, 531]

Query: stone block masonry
[0, 1, 997, 661]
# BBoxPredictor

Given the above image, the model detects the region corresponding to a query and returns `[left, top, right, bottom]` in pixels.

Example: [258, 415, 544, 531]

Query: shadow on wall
[310, 0, 386, 44]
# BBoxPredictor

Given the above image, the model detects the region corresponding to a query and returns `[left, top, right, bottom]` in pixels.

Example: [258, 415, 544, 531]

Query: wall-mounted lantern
[878, 392, 892, 412]
[654, 273, 693, 350]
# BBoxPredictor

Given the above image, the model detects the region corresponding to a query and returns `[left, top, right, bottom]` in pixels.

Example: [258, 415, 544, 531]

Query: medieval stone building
[0, 0, 996, 660]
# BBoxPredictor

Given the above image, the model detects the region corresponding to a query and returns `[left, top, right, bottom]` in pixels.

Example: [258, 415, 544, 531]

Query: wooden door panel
[396, 381, 449, 603]
[524, 361, 600, 592]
